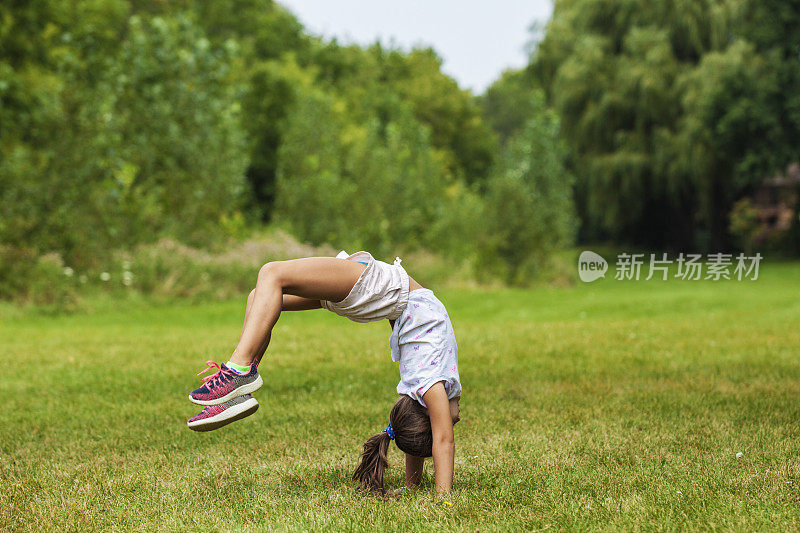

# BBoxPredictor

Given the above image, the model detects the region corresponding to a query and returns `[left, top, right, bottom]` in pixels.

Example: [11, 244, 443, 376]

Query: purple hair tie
[382, 423, 395, 440]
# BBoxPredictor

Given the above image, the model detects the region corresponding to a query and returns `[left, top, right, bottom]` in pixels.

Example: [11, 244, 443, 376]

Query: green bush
[0, 13, 248, 268]
[99, 14, 249, 248]
[478, 94, 577, 285]
[728, 197, 761, 254]
[274, 88, 454, 258]
[0, 1, 578, 305]
[0, 247, 78, 309]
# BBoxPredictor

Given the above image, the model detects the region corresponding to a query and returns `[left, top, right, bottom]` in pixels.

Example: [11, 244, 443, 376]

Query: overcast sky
[277, 0, 554, 94]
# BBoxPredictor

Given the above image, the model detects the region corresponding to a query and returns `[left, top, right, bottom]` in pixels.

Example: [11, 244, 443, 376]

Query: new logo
[578, 251, 607, 282]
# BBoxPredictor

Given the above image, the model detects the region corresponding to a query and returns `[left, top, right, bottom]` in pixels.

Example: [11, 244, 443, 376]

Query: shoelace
[196, 360, 235, 388]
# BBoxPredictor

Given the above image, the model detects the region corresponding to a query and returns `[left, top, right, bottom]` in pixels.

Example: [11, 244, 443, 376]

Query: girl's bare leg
[240, 290, 256, 338]
[236, 290, 322, 364]
[229, 257, 365, 367]
[238, 289, 269, 364]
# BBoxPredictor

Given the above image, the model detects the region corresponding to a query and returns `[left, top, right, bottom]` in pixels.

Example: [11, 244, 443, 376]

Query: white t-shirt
[389, 289, 461, 407]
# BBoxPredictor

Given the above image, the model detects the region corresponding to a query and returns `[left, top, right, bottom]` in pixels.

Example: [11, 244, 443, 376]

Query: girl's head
[352, 394, 460, 495]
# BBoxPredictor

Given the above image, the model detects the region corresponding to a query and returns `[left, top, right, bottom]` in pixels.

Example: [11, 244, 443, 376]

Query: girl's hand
[422, 382, 455, 493]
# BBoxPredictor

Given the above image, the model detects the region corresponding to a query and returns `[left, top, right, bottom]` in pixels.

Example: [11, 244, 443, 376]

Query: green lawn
[2, 262, 799, 531]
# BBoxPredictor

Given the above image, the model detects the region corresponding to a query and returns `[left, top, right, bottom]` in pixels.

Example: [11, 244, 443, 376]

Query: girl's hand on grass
[422, 382, 455, 494]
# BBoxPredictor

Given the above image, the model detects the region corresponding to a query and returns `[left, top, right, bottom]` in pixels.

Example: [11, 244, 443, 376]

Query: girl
[187, 251, 461, 494]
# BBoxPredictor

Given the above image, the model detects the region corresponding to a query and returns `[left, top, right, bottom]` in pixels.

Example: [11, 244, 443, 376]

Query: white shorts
[320, 251, 410, 322]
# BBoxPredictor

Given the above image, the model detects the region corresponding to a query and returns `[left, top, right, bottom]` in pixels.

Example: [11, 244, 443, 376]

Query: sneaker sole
[188, 374, 263, 406]
[187, 397, 260, 432]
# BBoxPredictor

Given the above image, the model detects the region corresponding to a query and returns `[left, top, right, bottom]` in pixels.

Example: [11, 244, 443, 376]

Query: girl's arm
[422, 382, 455, 493]
[405, 454, 424, 487]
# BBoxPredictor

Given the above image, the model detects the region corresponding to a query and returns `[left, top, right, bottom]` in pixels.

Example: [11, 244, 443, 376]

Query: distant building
[753, 163, 800, 241]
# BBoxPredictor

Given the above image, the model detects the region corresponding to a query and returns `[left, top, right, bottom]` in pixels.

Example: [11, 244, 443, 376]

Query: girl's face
[450, 397, 461, 425]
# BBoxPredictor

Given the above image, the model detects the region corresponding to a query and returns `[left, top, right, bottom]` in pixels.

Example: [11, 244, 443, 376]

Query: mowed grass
[1, 262, 800, 531]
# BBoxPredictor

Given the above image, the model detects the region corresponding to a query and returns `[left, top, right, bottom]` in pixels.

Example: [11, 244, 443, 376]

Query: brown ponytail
[352, 431, 392, 495]
[353, 395, 434, 495]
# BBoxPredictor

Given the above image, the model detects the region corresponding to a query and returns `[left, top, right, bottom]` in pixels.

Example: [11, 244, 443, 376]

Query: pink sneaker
[187, 394, 259, 432]
[188, 360, 263, 406]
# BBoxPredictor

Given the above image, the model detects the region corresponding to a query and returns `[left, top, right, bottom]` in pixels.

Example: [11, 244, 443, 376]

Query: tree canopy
[3, 0, 561, 284]
[532, 0, 799, 250]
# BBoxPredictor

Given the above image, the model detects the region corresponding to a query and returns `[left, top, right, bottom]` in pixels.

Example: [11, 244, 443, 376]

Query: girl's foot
[189, 360, 263, 405]
[187, 394, 259, 432]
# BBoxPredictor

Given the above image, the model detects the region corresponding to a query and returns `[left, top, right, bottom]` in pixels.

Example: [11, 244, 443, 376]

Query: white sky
[277, 0, 554, 94]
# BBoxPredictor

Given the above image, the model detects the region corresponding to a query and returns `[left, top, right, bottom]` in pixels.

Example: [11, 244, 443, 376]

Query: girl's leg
[236, 290, 321, 365]
[229, 257, 365, 367]
[240, 288, 322, 343]
[237, 289, 270, 364]
[240, 290, 256, 338]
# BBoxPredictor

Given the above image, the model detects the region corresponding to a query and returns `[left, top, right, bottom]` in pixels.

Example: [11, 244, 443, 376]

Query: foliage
[0, 230, 478, 311]
[0, 246, 78, 309]
[239, 58, 302, 220]
[274, 88, 453, 258]
[728, 197, 761, 254]
[377, 47, 498, 185]
[1, 8, 248, 268]
[105, 15, 249, 246]
[479, 94, 576, 284]
[190, 0, 312, 221]
[480, 68, 539, 146]
[668, 40, 784, 248]
[533, 0, 799, 250]
[1, 0, 574, 302]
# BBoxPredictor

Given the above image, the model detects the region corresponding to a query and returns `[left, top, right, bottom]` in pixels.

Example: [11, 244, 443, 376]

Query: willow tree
[535, 0, 795, 249]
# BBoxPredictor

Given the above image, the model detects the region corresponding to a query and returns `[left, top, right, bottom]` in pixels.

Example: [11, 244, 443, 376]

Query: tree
[533, 0, 796, 250]
[479, 93, 576, 284]
[309, 43, 498, 187]
[272, 88, 351, 247]
[666, 40, 784, 249]
[274, 86, 452, 257]
[380, 47, 498, 186]
[480, 68, 539, 145]
[190, 0, 312, 222]
[0, 10, 248, 265]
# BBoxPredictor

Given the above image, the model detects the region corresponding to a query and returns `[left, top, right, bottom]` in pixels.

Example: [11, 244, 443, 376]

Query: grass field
[2, 261, 799, 531]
